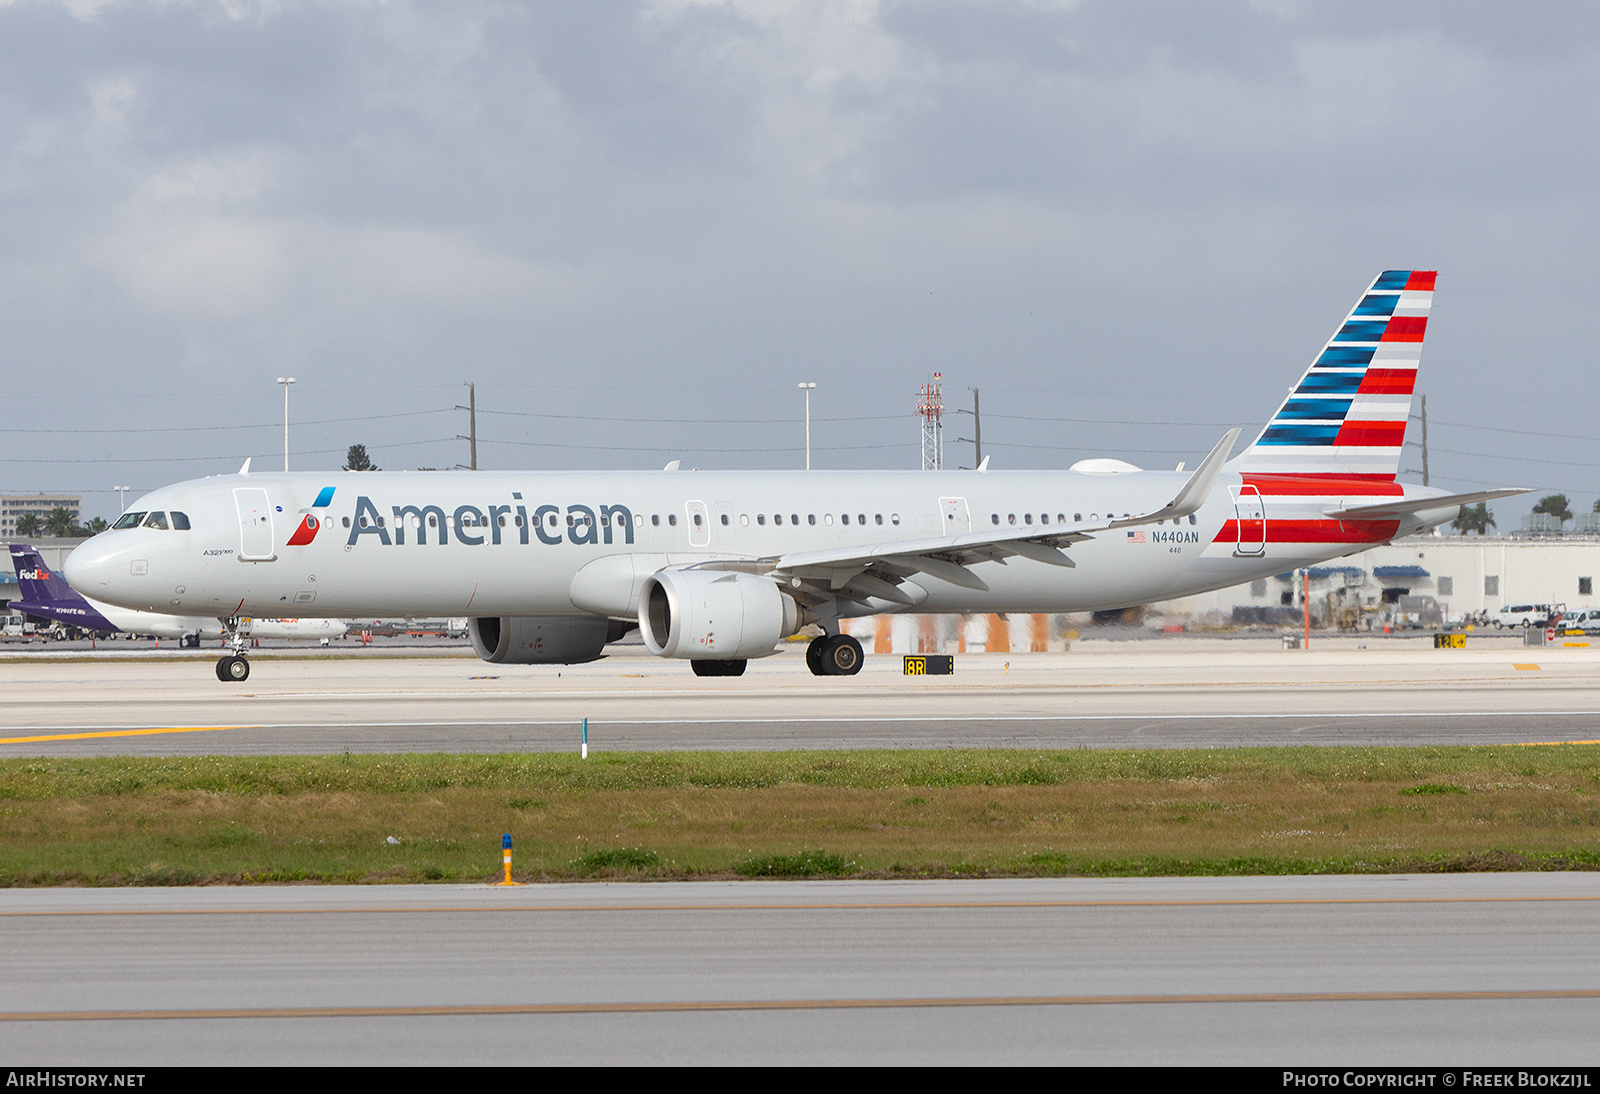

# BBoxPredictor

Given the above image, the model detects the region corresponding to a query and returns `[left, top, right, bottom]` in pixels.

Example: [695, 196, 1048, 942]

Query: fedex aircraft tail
[1229, 269, 1435, 479]
[10, 544, 82, 606]
[8, 543, 114, 630]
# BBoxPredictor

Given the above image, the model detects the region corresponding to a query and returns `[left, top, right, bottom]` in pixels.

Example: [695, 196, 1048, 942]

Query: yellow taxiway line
[0, 726, 245, 745]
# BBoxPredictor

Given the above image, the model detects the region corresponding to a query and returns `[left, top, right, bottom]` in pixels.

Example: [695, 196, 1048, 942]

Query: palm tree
[1452, 503, 1495, 535]
[84, 516, 108, 534]
[14, 514, 40, 538]
[44, 508, 75, 538]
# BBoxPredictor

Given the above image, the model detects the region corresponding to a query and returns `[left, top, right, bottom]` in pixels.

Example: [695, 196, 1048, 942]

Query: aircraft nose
[62, 535, 114, 592]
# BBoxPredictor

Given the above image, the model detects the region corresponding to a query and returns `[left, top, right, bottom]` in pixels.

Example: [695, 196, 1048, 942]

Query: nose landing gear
[215, 617, 250, 682]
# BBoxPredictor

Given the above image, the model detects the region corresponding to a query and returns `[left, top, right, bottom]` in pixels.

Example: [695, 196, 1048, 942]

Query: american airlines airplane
[10, 544, 347, 646]
[63, 270, 1523, 682]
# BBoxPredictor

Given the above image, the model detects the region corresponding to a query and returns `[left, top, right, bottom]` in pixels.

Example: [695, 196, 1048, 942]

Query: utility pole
[1419, 393, 1429, 486]
[798, 382, 816, 470]
[456, 382, 478, 470]
[276, 377, 296, 471]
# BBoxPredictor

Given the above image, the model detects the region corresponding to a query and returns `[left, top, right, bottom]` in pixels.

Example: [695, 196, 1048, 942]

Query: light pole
[276, 377, 296, 471]
[798, 382, 816, 470]
[114, 486, 130, 515]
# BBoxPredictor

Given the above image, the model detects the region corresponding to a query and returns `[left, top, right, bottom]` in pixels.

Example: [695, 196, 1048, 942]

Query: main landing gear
[806, 634, 863, 676]
[691, 658, 747, 677]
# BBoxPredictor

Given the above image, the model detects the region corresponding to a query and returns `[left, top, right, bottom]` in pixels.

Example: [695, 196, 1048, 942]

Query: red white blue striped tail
[1230, 270, 1434, 479]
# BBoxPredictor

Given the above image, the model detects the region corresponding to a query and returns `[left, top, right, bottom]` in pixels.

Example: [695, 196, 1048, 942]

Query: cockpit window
[113, 512, 146, 530]
[142, 512, 169, 530]
[171, 511, 191, 530]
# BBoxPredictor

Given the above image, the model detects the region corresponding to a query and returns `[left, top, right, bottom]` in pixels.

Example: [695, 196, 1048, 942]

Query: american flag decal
[1126, 531, 1146, 543]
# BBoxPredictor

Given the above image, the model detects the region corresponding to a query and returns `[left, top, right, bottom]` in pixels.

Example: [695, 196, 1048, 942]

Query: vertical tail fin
[1230, 270, 1435, 478]
[9, 544, 83, 606]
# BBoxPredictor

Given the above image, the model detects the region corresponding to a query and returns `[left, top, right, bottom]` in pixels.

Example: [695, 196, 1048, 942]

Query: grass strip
[0, 745, 1595, 886]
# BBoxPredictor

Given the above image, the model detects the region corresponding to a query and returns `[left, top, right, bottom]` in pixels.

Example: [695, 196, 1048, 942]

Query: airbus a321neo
[63, 270, 1524, 682]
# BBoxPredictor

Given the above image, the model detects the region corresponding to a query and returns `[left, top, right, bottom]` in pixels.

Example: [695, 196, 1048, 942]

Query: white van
[1490, 603, 1561, 628]
[1553, 608, 1600, 636]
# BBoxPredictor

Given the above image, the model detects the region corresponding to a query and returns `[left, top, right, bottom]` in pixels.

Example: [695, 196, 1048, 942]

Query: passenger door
[1233, 485, 1265, 557]
[233, 488, 275, 561]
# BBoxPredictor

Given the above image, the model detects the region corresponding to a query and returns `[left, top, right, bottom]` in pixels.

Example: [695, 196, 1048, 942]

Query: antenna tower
[917, 372, 944, 471]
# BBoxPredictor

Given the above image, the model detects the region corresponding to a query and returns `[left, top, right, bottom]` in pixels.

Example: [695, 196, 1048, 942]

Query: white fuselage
[62, 468, 1453, 624]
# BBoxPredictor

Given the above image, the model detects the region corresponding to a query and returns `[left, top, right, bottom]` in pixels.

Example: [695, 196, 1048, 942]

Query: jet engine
[469, 615, 631, 665]
[639, 570, 808, 660]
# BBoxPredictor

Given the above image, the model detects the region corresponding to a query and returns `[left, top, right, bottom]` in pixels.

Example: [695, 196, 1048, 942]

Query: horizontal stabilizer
[1323, 488, 1529, 521]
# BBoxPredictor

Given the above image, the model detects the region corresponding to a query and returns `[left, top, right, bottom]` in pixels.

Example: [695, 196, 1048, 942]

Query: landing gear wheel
[813, 634, 863, 676]
[691, 658, 748, 677]
[216, 655, 250, 682]
[806, 637, 826, 675]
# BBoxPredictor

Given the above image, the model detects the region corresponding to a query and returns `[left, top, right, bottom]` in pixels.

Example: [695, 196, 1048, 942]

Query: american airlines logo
[346, 495, 637, 548]
[286, 486, 336, 547]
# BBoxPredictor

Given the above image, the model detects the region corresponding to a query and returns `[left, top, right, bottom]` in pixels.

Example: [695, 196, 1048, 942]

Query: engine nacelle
[469, 615, 628, 665]
[639, 570, 805, 660]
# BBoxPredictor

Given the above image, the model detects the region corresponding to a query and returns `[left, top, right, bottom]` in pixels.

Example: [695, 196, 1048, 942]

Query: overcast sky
[2, 0, 1597, 527]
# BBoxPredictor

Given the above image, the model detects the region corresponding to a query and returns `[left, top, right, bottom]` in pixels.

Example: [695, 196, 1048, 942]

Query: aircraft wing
[1322, 487, 1530, 521]
[763, 429, 1240, 600]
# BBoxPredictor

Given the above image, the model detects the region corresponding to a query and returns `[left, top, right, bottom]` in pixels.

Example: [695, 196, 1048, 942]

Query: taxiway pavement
[1, 873, 1596, 1065]
[1, 639, 1597, 754]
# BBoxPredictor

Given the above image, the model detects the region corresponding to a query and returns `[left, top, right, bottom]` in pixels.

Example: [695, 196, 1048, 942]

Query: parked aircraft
[10, 544, 346, 646]
[63, 270, 1524, 682]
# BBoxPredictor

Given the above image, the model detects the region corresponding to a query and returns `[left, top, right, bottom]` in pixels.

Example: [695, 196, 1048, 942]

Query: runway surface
[1, 873, 1596, 1065]
[1, 640, 1598, 754]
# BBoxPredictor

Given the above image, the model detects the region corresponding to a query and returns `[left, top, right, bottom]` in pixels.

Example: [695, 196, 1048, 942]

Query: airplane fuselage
[62, 467, 1454, 623]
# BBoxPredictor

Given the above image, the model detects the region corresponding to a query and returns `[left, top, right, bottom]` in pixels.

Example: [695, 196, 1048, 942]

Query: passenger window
[808, 515, 816, 526]
[824, 514, 834, 526]
[113, 511, 146, 530]
[858, 514, 866, 525]
[992, 514, 1000, 525]
[875, 514, 883, 525]
[740, 514, 749, 526]
[171, 511, 191, 530]
[774, 514, 783, 525]
[841, 514, 850, 525]
[429, 515, 438, 527]
[652, 514, 660, 526]
[1188, 514, 1197, 525]
[1074, 513, 1081, 522]
[757, 514, 765, 526]
[669, 514, 678, 526]
[342, 517, 351, 528]
[694, 514, 703, 527]
[1008, 514, 1016, 525]
[142, 512, 168, 530]
[1024, 514, 1033, 525]
[891, 514, 900, 525]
